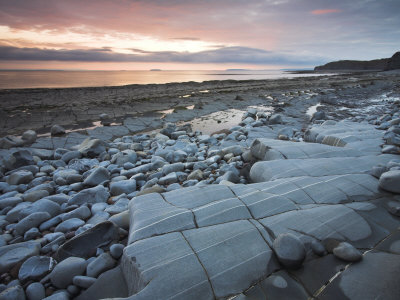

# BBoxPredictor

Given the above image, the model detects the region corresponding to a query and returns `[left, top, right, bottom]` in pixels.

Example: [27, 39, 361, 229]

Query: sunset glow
[0, 0, 399, 70]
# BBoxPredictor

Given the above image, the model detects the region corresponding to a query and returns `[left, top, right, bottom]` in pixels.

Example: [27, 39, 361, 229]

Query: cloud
[311, 9, 341, 15]
[0, 45, 324, 66]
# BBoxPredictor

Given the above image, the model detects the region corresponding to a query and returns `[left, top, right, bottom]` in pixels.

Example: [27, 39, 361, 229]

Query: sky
[0, 0, 399, 70]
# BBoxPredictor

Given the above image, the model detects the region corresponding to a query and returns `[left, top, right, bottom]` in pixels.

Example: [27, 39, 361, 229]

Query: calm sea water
[0, 69, 320, 89]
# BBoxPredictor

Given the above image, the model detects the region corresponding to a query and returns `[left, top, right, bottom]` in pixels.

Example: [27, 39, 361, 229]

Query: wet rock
[0, 136, 24, 149]
[51, 125, 66, 136]
[18, 256, 56, 283]
[273, 233, 306, 269]
[379, 170, 400, 193]
[110, 180, 136, 196]
[56, 221, 119, 261]
[50, 257, 87, 288]
[333, 242, 362, 262]
[187, 169, 203, 181]
[162, 162, 184, 175]
[7, 170, 33, 185]
[158, 172, 178, 185]
[24, 228, 41, 241]
[86, 253, 115, 277]
[68, 185, 110, 205]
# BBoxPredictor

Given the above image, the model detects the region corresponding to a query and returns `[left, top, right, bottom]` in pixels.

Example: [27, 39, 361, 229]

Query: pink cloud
[311, 9, 341, 15]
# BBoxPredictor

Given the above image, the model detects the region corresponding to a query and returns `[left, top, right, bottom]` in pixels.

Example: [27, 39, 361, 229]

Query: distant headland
[315, 51, 400, 71]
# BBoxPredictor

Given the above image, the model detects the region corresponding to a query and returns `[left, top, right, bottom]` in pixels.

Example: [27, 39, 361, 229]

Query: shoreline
[1, 71, 398, 138]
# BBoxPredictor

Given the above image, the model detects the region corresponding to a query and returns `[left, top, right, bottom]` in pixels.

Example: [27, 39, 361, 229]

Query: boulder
[379, 170, 400, 193]
[4, 150, 35, 171]
[15, 212, 51, 236]
[56, 221, 119, 261]
[86, 253, 115, 278]
[50, 257, 87, 288]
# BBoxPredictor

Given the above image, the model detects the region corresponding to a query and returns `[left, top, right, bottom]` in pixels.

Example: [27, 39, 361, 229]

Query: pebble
[73, 275, 97, 289]
[55, 218, 85, 233]
[379, 170, 400, 193]
[86, 253, 115, 278]
[110, 243, 124, 259]
[0, 285, 26, 300]
[332, 242, 362, 262]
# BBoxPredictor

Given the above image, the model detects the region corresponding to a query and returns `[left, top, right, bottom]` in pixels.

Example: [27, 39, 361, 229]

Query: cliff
[314, 58, 389, 71]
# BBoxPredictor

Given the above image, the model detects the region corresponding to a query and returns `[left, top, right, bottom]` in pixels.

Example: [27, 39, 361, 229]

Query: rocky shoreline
[0, 71, 400, 300]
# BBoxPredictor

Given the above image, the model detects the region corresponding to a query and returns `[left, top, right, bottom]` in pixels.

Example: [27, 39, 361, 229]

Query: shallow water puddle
[306, 103, 323, 117]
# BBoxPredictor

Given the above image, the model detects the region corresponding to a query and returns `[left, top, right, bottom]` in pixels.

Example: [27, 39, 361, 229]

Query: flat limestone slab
[250, 154, 398, 182]
[251, 138, 364, 161]
[127, 193, 195, 244]
[122, 232, 214, 300]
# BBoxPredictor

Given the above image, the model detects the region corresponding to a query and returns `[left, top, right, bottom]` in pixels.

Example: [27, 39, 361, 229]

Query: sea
[0, 69, 322, 89]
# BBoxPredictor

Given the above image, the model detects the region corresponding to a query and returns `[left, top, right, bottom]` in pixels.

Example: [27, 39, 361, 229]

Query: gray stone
[4, 150, 35, 171]
[51, 125, 66, 136]
[55, 218, 85, 233]
[62, 206, 91, 221]
[68, 185, 110, 205]
[24, 228, 41, 241]
[0, 285, 25, 300]
[83, 167, 110, 186]
[162, 162, 184, 175]
[18, 256, 56, 283]
[15, 212, 51, 236]
[273, 233, 306, 269]
[332, 242, 362, 262]
[110, 243, 124, 259]
[75, 138, 108, 158]
[6, 170, 33, 185]
[22, 190, 49, 202]
[19, 199, 61, 219]
[269, 114, 283, 124]
[86, 253, 115, 277]
[26, 282, 45, 300]
[0, 241, 41, 273]
[0, 197, 22, 209]
[110, 180, 136, 196]
[158, 172, 178, 185]
[50, 256, 87, 288]
[21, 130, 37, 144]
[111, 150, 137, 167]
[56, 221, 119, 261]
[311, 240, 326, 256]
[379, 170, 400, 193]
[61, 150, 81, 163]
[72, 275, 96, 289]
